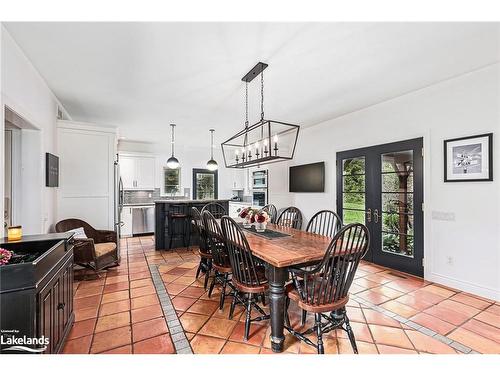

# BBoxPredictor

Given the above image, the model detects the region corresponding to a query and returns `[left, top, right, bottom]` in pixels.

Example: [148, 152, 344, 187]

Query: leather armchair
[55, 219, 120, 271]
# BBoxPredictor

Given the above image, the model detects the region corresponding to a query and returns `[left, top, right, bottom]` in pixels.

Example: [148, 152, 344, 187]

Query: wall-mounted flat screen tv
[289, 162, 325, 192]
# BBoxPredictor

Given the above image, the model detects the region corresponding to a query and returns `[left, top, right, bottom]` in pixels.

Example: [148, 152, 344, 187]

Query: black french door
[336, 138, 424, 277]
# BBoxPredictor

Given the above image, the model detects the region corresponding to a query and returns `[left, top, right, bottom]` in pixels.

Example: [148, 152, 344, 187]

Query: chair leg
[195, 260, 203, 279]
[315, 313, 324, 354]
[284, 296, 291, 327]
[203, 260, 212, 290]
[208, 270, 217, 297]
[261, 292, 266, 306]
[301, 309, 307, 326]
[229, 292, 237, 319]
[244, 295, 253, 341]
[168, 229, 173, 250]
[344, 313, 358, 354]
[219, 273, 228, 310]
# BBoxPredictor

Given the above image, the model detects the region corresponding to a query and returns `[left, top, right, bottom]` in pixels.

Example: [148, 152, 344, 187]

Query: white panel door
[135, 157, 155, 190]
[120, 155, 136, 189]
[59, 131, 110, 196]
[57, 122, 116, 230]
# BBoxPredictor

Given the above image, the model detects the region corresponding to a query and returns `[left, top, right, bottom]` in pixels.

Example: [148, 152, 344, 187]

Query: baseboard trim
[429, 272, 499, 301]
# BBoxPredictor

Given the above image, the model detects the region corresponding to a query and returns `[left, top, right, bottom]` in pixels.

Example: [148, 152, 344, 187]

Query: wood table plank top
[242, 224, 332, 268]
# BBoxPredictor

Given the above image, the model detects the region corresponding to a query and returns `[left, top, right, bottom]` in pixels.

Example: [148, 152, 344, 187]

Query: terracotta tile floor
[63, 235, 500, 354]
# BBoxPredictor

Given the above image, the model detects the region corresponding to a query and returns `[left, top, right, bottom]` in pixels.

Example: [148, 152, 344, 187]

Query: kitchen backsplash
[123, 189, 160, 204]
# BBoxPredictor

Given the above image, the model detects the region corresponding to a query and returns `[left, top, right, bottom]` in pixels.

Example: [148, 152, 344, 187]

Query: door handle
[366, 208, 372, 223]
[374, 209, 380, 223]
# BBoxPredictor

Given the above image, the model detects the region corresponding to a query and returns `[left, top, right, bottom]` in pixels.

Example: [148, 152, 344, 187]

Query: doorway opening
[3, 106, 42, 235]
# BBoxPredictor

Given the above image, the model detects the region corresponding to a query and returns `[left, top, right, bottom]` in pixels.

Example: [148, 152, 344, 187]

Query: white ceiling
[4, 22, 500, 147]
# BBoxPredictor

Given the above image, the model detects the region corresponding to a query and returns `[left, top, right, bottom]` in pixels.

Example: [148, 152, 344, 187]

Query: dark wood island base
[154, 199, 229, 250]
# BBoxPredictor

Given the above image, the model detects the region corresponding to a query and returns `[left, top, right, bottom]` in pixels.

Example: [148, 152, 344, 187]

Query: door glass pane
[382, 233, 414, 257]
[343, 193, 365, 210]
[195, 173, 215, 200]
[381, 150, 414, 258]
[382, 193, 414, 213]
[343, 210, 365, 225]
[382, 173, 413, 192]
[343, 175, 365, 192]
[382, 213, 414, 236]
[343, 157, 365, 175]
[342, 157, 365, 225]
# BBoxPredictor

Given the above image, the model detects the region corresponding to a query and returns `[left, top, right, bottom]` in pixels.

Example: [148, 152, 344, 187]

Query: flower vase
[243, 218, 252, 228]
[255, 222, 267, 232]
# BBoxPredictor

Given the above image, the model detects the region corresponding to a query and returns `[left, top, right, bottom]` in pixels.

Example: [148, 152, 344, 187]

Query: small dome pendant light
[206, 129, 218, 171]
[166, 123, 180, 169]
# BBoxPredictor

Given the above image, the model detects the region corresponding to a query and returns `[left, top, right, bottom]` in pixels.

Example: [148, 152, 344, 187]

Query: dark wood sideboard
[0, 233, 75, 354]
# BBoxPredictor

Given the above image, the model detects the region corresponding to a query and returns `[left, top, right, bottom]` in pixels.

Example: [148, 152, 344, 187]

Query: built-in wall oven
[252, 170, 268, 189]
[251, 169, 268, 207]
[252, 189, 268, 207]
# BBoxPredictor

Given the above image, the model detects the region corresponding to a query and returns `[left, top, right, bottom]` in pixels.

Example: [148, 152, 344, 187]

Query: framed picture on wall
[444, 133, 493, 182]
[45, 152, 59, 187]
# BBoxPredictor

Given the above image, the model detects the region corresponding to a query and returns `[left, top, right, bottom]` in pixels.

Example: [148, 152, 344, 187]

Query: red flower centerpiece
[0, 248, 13, 266]
[238, 207, 261, 228]
[254, 211, 270, 232]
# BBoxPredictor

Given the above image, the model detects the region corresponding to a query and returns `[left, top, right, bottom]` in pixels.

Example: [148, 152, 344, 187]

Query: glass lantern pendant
[221, 62, 300, 169]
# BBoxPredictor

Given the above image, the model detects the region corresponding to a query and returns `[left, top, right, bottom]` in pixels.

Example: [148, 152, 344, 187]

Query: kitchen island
[154, 199, 229, 250]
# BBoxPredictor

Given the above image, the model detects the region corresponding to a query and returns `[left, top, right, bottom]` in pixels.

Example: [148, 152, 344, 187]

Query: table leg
[266, 264, 287, 353]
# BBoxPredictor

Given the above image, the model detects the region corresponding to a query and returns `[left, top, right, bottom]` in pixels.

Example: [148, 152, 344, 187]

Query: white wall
[1, 25, 69, 234]
[273, 64, 500, 300]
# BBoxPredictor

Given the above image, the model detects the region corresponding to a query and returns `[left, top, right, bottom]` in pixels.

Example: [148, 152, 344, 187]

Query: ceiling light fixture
[166, 123, 180, 169]
[206, 128, 218, 171]
[221, 62, 300, 169]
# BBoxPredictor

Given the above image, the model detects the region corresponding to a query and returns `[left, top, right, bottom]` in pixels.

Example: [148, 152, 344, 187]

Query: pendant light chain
[260, 70, 265, 121]
[210, 129, 214, 159]
[245, 81, 249, 128]
[170, 124, 175, 157]
[243, 81, 249, 149]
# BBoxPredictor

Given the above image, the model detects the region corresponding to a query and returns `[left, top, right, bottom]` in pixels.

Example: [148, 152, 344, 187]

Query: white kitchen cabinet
[120, 156, 136, 189]
[121, 206, 133, 237]
[120, 154, 155, 190]
[231, 170, 245, 190]
[136, 157, 155, 189]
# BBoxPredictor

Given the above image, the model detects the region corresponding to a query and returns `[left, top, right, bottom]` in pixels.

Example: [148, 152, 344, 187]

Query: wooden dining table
[236, 222, 333, 353]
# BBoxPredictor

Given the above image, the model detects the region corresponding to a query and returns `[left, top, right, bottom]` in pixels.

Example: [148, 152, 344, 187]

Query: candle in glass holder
[263, 139, 269, 155]
[255, 142, 260, 158]
[7, 226, 22, 241]
[273, 135, 279, 155]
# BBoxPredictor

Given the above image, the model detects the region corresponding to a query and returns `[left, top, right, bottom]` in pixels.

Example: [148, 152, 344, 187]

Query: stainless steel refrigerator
[114, 154, 124, 253]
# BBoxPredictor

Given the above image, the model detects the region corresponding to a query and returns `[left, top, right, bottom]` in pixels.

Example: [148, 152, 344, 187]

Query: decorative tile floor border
[350, 294, 478, 354]
[149, 264, 193, 354]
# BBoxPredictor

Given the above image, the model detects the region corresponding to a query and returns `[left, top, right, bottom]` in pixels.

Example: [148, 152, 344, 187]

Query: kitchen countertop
[123, 202, 155, 207]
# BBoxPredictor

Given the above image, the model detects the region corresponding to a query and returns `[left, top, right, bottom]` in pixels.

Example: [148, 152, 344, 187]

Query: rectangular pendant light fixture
[221, 62, 300, 169]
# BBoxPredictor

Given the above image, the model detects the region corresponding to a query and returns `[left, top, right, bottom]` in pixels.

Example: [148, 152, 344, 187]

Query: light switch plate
[431, 211, 455, 221]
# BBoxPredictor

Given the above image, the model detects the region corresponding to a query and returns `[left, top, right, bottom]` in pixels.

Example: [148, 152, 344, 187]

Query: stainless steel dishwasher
[132, 206, 155, 235]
